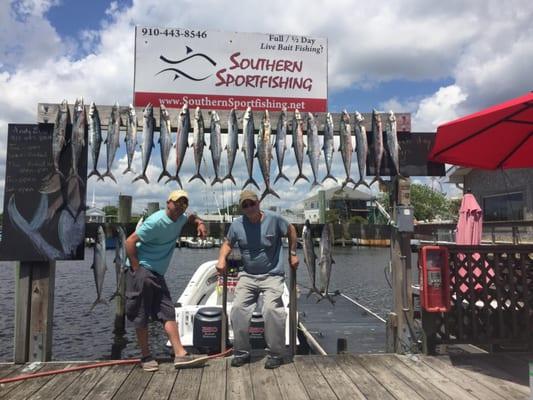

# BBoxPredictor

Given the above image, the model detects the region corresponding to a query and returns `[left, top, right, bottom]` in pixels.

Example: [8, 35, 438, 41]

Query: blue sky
[1, 0, 532, 214]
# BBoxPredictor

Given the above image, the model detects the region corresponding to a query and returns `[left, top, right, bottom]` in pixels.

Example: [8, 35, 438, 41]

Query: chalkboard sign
[367, 132, 445, 177]
[0, 123, 87, 261]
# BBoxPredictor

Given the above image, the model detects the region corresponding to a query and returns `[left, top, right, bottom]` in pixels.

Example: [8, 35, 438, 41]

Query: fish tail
[157, 170, 171, 183]
[317, 294, 336, 305]
[223, 174, 236, 185]
[341, 177, 356, 189]
[353, 178, 371, 190]
[123, 166, 135, 175]
[310, 179, 321, 188]
[274, 172, 290, 184]
[109, 291, 123, 302]
[321, 174, 338, 184]
[132, 173, 149, 184]
[89, 297, 109, 312]
[242, 177, 260, 190]
[260, 187, 280, 202]
[306, 287, 322, 299]
[189, 173, 206, 184]
[293, 173, 309, 185]
[67, 170, 85, 188]
[211, 176, 224, 186]
[88, 169, 103, 180]
[103, 170, 117, 183]
[369, 175, 385, 186]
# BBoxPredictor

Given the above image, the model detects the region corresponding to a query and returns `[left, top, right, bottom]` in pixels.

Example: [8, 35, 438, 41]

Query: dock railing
[419, 243, 533, 353]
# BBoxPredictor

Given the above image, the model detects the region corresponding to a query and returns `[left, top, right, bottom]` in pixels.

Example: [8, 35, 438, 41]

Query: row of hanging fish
[52, 100, 401, 201]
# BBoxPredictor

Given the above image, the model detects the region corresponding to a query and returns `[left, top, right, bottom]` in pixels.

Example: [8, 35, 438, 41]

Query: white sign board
[134, 27, 328, 112]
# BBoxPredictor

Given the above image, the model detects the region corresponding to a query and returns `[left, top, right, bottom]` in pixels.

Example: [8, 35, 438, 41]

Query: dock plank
[226, 359, 253, 400]
[420, 356, 509, 400]
[170, 365, 203, 399]
[82, 364, 135, 399]
[198, 358, 226, 400]
[357, 355, 425, 400]
[4, 364, 68, 400]
[379, 354, 451, 399]
[293, 356, 337, 400]
[0, 364, 23, 379]
[440, 354, 529, 399]
[250, 359, 283, 400]
[458, 354, 529, 385]
[273, 361, 310, 400]
[312, 356, 366, 399]
[395, 354, 480, 400]
[141, 363, 178, 400]
[0, 362, 47, 399]
[113, 364, 154, 400]
[55, 365, 111, 399]
[336, 355, 395, 400]
[28, 364, 84, 400]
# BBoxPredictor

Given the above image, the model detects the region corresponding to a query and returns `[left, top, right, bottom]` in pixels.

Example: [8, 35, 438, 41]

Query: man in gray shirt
[217, 190, 299, 369]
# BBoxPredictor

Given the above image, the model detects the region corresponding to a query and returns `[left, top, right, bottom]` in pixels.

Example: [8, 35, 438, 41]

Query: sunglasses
[241, 201, 257, 209]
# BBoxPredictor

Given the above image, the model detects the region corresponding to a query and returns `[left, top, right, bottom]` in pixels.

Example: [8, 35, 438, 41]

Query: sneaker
[141, 356, 159, 372]
[174, 354, 209, 369]
[264, 356, 283, 369]
[230, 354, 251, 367]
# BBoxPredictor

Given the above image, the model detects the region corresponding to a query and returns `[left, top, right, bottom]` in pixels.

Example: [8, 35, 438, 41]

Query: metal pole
[289, 266, 297, 358]
[220, 267, 228, 353]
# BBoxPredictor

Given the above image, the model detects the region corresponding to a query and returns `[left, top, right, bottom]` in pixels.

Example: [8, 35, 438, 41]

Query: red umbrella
[429, 91, 533, 169]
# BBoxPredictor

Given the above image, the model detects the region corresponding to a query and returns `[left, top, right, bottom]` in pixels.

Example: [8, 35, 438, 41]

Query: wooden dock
[0, 353, 529, 399]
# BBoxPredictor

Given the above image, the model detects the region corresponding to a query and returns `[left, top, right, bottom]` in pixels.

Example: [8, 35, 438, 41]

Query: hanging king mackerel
[257, 110, 279, 201]
[123, 105, 137, 175]
[167, 103, 190, 187]
[292, 109, 309, 184]
[68, 98, 86, 187]
[189, 107, 207, 184]
[223, 108, 238, 185]
[385, 110, 401, 177]
[274, 107, 289, 183]
[210, 111, 223, 185]
[302, 220, 321, 298]
[41, 100, 69, 193]
[339, 110, 355, 188]
[370, 109, 384, 186]
[318, 223, 335, 304]
[109, 226, 127, 301]
[322, 112, 337, 184]
[88, 102, 103, 180]
[306, 113, 321, 187]
[158, 104, 173, 182]
[133, 103, 155, 184]
[242, 107, 259, 190]
[103, 102, 121, 183]
[354, 111, 370, 189]
[90, 225, 108, 311]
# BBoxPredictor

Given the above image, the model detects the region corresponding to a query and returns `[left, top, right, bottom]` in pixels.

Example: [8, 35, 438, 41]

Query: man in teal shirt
[125, 190, 207, 371]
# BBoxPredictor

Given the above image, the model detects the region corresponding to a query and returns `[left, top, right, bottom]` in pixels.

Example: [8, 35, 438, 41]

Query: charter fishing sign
[134, 27, 328, 112]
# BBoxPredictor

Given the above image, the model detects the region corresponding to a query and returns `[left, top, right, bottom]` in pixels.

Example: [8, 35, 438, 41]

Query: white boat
[182, 238, 215, 249]
[167, 257, 296, 354]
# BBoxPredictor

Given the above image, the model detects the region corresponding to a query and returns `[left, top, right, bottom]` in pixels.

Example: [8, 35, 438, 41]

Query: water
[0, 246, 392, 361]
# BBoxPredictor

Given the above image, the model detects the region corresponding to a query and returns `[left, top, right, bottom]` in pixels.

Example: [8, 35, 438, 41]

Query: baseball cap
[239, 190, 258, 206]
[168, 190, 189, 202]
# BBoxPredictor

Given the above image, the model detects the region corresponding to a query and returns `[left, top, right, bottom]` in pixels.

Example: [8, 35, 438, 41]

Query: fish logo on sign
[156, 46, 217, 81]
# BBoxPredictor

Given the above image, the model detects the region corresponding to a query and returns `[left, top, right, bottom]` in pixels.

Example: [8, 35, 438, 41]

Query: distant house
[449, 167, 533, 221]
[298, 186, 375, 223]
[86, 206, 106, 223]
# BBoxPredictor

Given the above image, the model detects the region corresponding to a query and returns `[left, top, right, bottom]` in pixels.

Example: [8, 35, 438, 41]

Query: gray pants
[231, 274, 286, 358]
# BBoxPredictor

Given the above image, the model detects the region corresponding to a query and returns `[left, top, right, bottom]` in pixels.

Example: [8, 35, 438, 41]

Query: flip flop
[174, 354, 210, 369]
